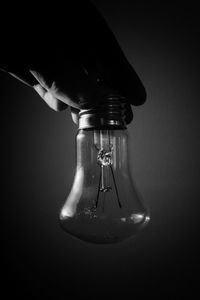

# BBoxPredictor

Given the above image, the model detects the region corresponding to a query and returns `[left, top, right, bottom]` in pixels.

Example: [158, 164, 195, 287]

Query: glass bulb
[59, 126, 150, 244]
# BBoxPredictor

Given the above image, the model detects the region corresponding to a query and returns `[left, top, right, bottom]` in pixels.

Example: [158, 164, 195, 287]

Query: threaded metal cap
[78, 95, 127, 130]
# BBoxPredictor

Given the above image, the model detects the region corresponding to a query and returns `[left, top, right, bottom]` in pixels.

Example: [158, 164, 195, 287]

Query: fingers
[30, 68, 82, 109]
[29, 61, 100, 109]
[33, 84, 68, 111]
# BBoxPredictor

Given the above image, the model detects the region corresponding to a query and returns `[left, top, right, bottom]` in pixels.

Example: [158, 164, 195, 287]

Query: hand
[0, 1, 146, 124]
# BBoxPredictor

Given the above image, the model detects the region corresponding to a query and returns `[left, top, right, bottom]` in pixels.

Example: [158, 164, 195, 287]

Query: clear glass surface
[60, 129, 150, 244]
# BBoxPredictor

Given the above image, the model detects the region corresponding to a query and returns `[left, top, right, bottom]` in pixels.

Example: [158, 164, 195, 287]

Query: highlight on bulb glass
[59, 95, 150, 244]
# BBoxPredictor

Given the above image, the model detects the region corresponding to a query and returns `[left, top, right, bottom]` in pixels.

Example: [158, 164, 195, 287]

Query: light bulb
[59, 96, 150, 244]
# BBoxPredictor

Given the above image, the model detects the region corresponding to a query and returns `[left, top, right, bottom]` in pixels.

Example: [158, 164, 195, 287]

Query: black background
[1, 0, 200, 298]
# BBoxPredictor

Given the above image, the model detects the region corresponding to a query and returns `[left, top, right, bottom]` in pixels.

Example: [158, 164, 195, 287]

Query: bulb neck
[78, 95, 127, 130]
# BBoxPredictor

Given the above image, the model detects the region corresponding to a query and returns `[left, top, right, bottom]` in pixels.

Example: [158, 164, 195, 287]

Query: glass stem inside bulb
[95, 130, 122, 209]
[100, 165, 111, 193]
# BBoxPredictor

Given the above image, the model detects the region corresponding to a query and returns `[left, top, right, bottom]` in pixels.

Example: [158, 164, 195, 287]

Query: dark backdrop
[1, 0, 200, 298]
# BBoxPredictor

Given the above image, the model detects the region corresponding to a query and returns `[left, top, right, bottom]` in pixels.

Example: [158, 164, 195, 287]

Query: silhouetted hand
[0, 1, 146, 124]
